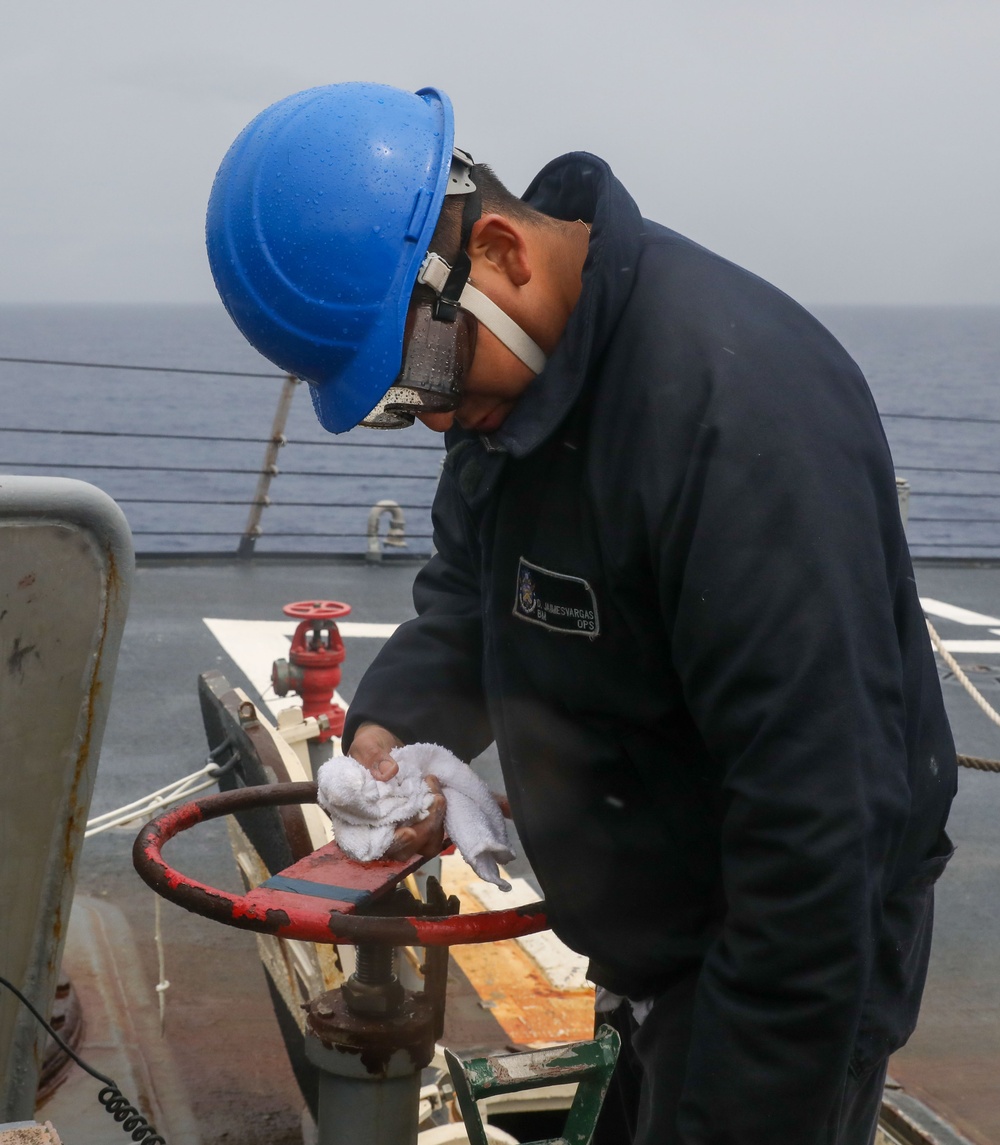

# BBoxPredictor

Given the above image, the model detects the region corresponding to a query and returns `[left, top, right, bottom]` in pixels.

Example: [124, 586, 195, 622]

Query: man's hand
[348, 721, 404, 781]
[386, 774, 446, 861]
[348, 722, 447, 862]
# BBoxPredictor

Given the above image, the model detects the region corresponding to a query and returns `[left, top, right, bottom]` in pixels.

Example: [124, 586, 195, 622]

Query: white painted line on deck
[920, 598, 1000, 628]
[935, 641, 1000, 654]
[470, 875, 591, 990]
[203, 617, 398, 720]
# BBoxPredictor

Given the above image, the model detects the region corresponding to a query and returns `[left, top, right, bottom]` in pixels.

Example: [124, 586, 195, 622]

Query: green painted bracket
[444, 1023, 621, 1145]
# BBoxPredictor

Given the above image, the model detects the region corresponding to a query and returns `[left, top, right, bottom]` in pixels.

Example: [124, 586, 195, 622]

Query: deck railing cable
[0, 353, 285, 378]
[0, 459, 440, 479]
[1, 353, 996, 558]
[5, 351, 1000, 422]
[881, 411, 1000, 426]
[0, 424, 443, 450]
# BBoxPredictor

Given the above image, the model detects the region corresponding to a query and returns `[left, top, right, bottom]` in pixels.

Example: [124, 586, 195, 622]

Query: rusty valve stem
[341, 943, 404, 1016]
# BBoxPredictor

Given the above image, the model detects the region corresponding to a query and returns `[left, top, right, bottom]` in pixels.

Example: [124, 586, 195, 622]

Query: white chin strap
[417, 252, 548, 376]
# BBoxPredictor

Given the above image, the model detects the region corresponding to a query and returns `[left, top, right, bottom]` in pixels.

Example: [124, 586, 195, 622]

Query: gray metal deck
[45, 557, 1000, 1145]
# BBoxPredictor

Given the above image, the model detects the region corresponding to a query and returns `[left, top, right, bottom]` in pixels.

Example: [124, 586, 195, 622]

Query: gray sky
[3, 0, 998, 306]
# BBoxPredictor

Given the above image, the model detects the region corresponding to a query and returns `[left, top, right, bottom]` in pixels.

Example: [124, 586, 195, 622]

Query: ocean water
[0, 302, 997, 558]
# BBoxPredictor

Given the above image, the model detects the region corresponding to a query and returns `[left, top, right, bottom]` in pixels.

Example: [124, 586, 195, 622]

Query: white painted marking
[340, 621, 403, 638]
[939, 641, 1000, 654]
[466, 875, 591, 990]
[202, 617, 399, 719]
[920, 598, 1000, 628]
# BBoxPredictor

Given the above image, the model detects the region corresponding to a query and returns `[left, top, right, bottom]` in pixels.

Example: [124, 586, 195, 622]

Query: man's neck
[520, 217, 590, 354]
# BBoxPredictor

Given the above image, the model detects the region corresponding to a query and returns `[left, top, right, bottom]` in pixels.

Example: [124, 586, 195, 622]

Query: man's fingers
[348, 722, 403, 781]
[385, 783, 447, 861]
[369, 755, 399, 781]
[386, 827, 416, 859]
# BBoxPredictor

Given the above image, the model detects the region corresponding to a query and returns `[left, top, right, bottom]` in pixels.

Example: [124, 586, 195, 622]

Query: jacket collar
[450, 152, 645, 460]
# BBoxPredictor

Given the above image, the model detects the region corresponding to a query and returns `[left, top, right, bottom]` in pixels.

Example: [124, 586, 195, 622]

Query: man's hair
[429, 163, 555, 259]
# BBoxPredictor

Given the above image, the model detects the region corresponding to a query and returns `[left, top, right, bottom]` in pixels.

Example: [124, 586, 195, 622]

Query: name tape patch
[513, 557, 600, 636]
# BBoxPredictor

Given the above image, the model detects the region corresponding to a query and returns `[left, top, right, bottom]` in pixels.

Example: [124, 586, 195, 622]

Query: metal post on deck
[238, 374, 300, 559]
[895, 477, 910, 532]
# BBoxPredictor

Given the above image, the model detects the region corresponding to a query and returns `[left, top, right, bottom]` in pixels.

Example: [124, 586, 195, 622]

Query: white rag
[316, 742, 514, 890]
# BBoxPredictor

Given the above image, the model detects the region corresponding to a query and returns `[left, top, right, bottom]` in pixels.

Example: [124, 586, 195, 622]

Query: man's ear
[467, 214, 531, 288]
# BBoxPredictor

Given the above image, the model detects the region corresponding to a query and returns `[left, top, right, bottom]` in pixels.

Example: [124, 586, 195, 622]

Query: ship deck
[40, 555, 1000, 1145]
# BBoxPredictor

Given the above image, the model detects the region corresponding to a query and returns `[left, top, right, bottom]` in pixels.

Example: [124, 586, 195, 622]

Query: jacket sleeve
[342, 460, 493, 762]
[633, 303, 922, 1139]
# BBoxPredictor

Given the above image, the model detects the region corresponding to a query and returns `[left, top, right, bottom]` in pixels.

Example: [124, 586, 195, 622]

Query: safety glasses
[360, 289, 478, 429]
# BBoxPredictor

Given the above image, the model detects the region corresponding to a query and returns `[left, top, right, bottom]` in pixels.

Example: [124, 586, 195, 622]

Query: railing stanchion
[238, 374, 299, 559]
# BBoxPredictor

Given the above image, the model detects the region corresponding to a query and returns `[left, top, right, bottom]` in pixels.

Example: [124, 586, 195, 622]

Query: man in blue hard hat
[208, 83, 956, 1145]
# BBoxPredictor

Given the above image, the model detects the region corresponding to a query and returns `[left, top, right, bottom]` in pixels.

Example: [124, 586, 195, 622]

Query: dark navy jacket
[345, 154, 956, 1141]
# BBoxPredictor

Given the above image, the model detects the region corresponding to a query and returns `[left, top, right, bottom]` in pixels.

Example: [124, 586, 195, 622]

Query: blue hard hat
[206, 83, 455, 433]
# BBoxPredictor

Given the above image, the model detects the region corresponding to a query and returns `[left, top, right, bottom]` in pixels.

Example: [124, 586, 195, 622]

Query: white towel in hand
[316, 743, 514, 890]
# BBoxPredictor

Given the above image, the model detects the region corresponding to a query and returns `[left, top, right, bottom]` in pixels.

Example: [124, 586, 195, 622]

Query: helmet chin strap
[417, 251, 548, 376]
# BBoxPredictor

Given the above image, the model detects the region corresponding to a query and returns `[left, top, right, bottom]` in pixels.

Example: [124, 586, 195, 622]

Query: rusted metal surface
[878, 1086, 979, 1145]
[34, 977, 83, 1106]
[0, 478, 133, 1121]
[39, 896, 203, 1145]
[440, 854, 593, 1047]
[305, 988, 438, 1076]
[133, 782, 548, 946]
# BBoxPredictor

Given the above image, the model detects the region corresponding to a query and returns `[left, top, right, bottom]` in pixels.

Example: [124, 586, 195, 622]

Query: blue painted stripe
[261, 874, 370, 905]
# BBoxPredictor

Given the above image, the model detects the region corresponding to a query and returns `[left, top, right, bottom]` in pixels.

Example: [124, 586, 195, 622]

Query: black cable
[0, 973, 114, 1085]
[207, 752, 241, 780]
[0, 974, 166, 1143]
[207, 737, 233, 762]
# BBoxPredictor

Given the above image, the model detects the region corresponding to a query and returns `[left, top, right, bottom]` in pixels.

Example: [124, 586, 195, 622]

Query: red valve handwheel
[133, 782, 547, 947]
[282, 600, 352, 621]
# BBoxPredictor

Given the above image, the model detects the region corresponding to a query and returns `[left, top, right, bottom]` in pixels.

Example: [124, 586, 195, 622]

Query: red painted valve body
[272, 601, 351, 740]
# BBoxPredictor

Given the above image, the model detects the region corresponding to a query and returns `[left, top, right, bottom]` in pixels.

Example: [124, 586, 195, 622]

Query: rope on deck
[956, 754, 1000, 774]
[925, 618, 1000, 772]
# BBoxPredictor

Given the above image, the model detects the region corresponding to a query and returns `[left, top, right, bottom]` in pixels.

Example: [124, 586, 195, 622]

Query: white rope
[154, 894, 169, 1035]
[926, 618, 1000, 731]
[83, 764, 221, 837]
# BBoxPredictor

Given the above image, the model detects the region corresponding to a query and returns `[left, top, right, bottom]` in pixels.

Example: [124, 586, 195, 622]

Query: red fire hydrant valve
[272, 600, 351, 740]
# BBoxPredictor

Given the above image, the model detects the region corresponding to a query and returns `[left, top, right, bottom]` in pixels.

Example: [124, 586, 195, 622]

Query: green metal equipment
[444, 1025, 620, 1145]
